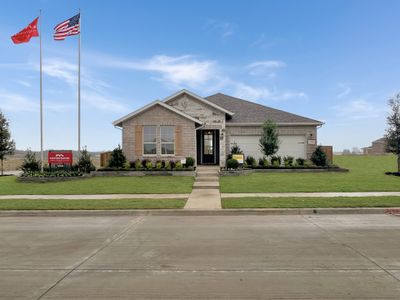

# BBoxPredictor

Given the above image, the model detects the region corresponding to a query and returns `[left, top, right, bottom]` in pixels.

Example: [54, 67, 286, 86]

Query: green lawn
[222, 196, 400, 209]
[0, 198, 186, 210]
[220, 155, 400, 193]
[0, 176, 194, 195]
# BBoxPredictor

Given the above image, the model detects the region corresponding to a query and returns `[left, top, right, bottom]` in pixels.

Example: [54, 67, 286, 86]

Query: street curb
[0, 207, 398, 217]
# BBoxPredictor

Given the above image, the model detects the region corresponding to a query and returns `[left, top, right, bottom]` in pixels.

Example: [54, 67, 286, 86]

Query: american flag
[54, 13, 80, 41]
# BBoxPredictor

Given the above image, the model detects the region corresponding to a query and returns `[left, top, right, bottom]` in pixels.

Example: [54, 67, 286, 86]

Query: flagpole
[39, 9, 44, 172]
[78, 9, 81, 153]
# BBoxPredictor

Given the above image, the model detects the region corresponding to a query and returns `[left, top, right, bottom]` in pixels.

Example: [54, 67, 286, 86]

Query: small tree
[386, 95, 400, 172]
[77, 147, 95, 173]
[259, 119, 279, 157]
[0, 111, 16, 175]
[108, 145, 126, 168]
[21, 149, 40, 173]
[311, 146, 328, 166]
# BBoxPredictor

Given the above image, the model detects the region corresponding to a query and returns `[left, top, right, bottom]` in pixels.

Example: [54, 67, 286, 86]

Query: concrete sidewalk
[222, 191, 400, 198]
[0, 194, 189, 200]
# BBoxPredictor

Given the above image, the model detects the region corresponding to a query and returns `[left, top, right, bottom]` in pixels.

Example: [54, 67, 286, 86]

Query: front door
[202, 130, 215, 164]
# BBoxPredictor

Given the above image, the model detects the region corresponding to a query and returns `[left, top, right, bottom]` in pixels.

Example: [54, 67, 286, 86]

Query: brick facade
[122, 104, 196, 163]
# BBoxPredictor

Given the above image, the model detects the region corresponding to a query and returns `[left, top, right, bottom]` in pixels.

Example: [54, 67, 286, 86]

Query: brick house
[362, 137, 388, 155]
[113, 89, 323, 167]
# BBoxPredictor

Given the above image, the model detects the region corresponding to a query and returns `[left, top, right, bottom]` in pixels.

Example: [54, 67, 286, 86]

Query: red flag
[11, 17, 39, 44]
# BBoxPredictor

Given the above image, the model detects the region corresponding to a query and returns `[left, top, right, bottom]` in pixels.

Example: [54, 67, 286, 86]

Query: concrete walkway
[1, 191, 400, 201]
[222, 191, 400, 198]
[185, 166, 221, 210]
[0, 194, 189, 200]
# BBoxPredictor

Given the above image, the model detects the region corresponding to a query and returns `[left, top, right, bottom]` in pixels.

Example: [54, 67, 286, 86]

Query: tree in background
[259, 119, 280, 157]
[386, 95, 400, 172]
[0, 111, 16, 175]
[108, 145, 126, 168]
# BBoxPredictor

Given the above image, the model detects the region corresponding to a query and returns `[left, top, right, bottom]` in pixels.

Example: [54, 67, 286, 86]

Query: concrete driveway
[1, 214, 400, 299]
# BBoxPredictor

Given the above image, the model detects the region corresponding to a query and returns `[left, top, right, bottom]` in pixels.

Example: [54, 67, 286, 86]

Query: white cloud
[337, 83, 351, 99]
[205, 20, 235, 39]
[15, 80, 32, 87]
[96, 54, 217, 89]
[42, 58, 77, 85]
[83, 91, 127, 113]
[333, 99, 386, 120]
[247, 60, 286, 77]
[0, 90, 74, 113]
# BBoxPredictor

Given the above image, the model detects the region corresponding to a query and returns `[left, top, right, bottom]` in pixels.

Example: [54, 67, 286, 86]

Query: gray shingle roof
[205, 93, 323, 125]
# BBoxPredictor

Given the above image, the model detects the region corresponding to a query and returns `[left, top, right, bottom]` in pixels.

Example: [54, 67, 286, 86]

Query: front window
[143, 126, 157, 155]
[161, 126, 175, 155]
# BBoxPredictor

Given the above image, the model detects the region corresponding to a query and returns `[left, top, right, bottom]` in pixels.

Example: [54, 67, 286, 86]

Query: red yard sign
[48, 151, 73, 165]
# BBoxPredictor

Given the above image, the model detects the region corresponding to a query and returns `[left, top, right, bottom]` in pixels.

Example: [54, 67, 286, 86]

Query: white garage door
[230, 135, 306, 159]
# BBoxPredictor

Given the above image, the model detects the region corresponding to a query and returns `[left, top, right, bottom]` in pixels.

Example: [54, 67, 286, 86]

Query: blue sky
[1, 0, 399, 152]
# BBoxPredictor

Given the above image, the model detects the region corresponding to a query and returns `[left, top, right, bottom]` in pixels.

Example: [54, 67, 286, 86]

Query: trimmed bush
[245, 156, 256, 167]
[283, 156, 294, 167]
[271, 155, 281, 167]
[227, 158, 239, 169]
[108, 145, 126, 168]
[295, 158, 305, 166]
[185, 157, 195, 167]
[311, 146, 328, 166]
[21, 149, 40, 173]
[145, 161, 153, 170]
[156, 161, 162, 170]
[165, 161, 171, 170]
[134, 159, 142, 170]
[175, 161, 183, 170]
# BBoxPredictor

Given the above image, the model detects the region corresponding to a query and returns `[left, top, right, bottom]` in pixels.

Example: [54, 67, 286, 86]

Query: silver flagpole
[78, 9, 81, 153]
[39, 9, 44, 172]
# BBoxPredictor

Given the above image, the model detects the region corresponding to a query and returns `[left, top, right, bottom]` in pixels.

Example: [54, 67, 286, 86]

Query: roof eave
[226, 122, 324, 126]
[163, 89, 235, 116]
[112, 100, 203, 127]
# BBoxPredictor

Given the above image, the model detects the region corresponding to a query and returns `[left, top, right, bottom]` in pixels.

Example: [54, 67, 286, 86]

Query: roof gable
[112, 100, 203, 127]
[205, 93, 323, 126]
[163, 89, 234, 116]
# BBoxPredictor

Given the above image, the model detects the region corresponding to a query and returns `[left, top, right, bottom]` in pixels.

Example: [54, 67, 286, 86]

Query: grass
[220, 155, 400, 193]
[0, 198, 187, 210]
[222, 196, 400, 209]
[0, 176, 194, 195]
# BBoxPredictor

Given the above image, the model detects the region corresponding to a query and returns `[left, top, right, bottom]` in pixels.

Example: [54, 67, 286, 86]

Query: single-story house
[362, 137, 388, 155]
[113, 89, 323, 167]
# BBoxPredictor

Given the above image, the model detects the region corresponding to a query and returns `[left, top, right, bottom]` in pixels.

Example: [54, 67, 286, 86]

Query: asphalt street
[1, 214, 400, 299]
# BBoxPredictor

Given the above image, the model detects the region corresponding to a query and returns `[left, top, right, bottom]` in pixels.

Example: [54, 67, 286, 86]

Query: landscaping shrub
[21, 149, 40, 173]
[156, 161, 162, 170]
[165, 161, 171, 170]
[227, 158, 239, 169]
[258, 157, 264, 167]
[77, 148, 96, 173]
[145, 161, 153, 170]
[175, 161, 183, 170]
[108, 145, 126, 168]
[245, 156, 256, 167]
[311, 146, 328, 166]
[295, 158, 306, 166]
[21, 170, 82, 178]
[185, 157, 195, 167]
[283, 156, 294, 167]
[169, 160, 176, 169]
[141, 159, 149, 168]
[134, 159, 142, 170]
[124, 160, 130, 170]
[230, 143, 243, 154]
[271, 155, 281, 167]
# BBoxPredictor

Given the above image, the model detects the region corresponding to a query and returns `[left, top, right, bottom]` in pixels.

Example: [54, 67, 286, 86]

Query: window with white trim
[143, 126, 157, 155]
[161, 126, 175, 155]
